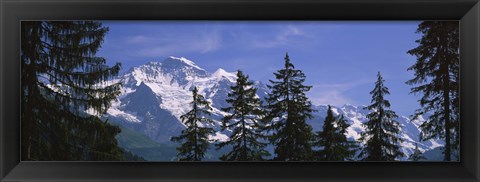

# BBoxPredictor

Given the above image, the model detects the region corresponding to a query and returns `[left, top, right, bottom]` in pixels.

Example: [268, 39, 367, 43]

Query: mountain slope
[308, 104, 443, 160]
[108, 56, 269, 143]
[107, 56, 444, 161]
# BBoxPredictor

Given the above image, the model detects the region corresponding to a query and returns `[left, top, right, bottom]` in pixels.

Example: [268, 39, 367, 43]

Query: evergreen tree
[314, 106, 357, 161]
[408, 143, 427, 161]
[314, 105, 337, 161]
[358, 72, 404, 161]
[81, 118, 124, 160]
[21, 21, 123, 160]
[334, 115, 359, 160]
[406, 21, 459, 161]
[171, 87, 215, 161]
[263, 53, 315, 161]
[120, 148, 147, 161]
[216, 71, 270, 161]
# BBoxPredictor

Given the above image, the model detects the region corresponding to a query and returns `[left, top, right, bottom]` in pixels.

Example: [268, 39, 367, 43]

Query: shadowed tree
[171, 87, 215, 161]
[21, 21, 123, 160]
[358, 72, 404, 161]
[406, 21, 459, 161]
[263, 53, 315, 161]
[216, 70, 270, 161]
[408, 142, 427, 161]
[314, 106, 358, 161]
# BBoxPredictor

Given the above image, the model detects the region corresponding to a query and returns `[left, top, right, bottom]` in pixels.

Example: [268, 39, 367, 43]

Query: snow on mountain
[107, 56, 443, 160]
[308, 104, 443, 160]
[107, 56, 267, 143]
[212, 68, 237, 82]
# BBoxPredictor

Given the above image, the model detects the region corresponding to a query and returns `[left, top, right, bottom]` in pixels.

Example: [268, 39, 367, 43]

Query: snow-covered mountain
[106, 56, 443, 160]
[308, 104, 443, 160]
[107, 56, 268, 143]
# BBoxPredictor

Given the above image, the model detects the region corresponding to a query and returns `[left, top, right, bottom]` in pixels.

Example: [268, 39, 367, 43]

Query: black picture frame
[1, 0, 479, 181]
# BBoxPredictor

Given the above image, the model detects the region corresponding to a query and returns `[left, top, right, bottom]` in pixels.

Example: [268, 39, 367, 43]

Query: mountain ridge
[106, 56, 444, 160]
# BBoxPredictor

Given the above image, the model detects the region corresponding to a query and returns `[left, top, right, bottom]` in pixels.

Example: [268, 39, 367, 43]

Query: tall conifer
[263, 53, 315, 161]
[314, 106, 357, 161]
[406, 21, 459, 161]
[21, 21, 123, 160]
[408, 143, 427, 161]
[359, 72, 404, 161]
[171, 87, 215, 161]
[216, 71, 269, 161]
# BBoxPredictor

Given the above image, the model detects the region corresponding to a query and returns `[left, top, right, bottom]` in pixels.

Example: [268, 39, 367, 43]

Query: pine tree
[263, 53, 315, 161]
[120, 148, 146, 161]
[314, 106, 357, 161]
[406, 21, 459, 161]
[216, 70, 270, 161]
[314, 105, 337, 161]
[81, 117, 124, 160]
[21, 21, 123, 160]
[358, 72, 404, 161]
[334, 115, 359, 160]
[171, 87, 215, 161]
[408, 143, 427, 161]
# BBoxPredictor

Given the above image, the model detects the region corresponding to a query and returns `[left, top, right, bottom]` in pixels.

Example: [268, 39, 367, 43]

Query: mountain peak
[164, 56, 204, 71]
[342, 104, 357, 109]
[212, 68, 237, 82]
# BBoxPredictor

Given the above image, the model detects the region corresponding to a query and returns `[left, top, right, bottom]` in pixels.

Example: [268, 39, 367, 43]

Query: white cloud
[284, 25, 302, 36]
[127, 35, 149, 44]
[253, 25, 305, 48]
[126, 31, 222, 57]
[200, 32, 221, 53]
[308, 80, 371, 107]
[308, 83, 354, 106]
[309, 90, 352, 107]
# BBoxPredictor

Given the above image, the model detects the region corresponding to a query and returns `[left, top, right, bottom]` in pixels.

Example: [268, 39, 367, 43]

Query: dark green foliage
[113, 123, 178, 161]
[216, 70, 270, 161]
[359, 72, 404, 161]
[114, 124, 162, 149]
[263, 53, 315, 161]
[128, 146, 177, 161]
[124, 143, 233, 161]
[82, 118, 124, 160]
[314, 106, 358, 161]
[121, 148, 147, 161]
[406, 21, 459, 161]
[171, 87, 215, 161]
[21, 21, 123, 160]
[408, 143, 427, 161]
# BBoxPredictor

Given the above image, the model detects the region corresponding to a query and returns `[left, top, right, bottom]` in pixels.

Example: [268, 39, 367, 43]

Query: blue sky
[97, 21, 423, 116]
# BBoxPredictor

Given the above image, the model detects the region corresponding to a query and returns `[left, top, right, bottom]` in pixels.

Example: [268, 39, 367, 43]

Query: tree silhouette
[171, 87, 215, 161]
[406, 21, 459, 161]
[263, 53, 315, 161]
[21, 21, 123, 160]
[359, 72, 404, 161]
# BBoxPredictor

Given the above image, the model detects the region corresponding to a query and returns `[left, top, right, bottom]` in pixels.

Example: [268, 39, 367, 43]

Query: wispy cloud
[125, 31, 222, 57]
[308, 79, 371, 106]
[253, 25, 305, 48]
[200, 32, 222, 53]
[126, 35, 149, 44]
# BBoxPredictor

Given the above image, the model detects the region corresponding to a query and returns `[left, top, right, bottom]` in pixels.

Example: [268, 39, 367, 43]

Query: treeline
[171, 54, 404, 161]
[171, 21, 460, 162]
[21, 20, 458, 162]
